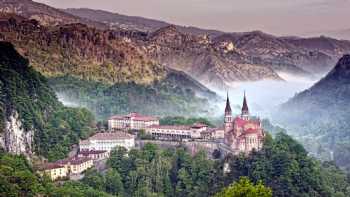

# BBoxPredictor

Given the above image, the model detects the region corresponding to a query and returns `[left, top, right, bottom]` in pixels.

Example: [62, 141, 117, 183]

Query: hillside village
[39, 93, 265, 181]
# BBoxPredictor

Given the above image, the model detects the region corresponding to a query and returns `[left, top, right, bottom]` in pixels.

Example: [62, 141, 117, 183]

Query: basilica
[223, 93, 265, 154]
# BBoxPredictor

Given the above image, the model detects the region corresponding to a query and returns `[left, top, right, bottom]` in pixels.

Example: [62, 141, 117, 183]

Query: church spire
[241, 91, 249, 120]
[225, 92, 232, 115]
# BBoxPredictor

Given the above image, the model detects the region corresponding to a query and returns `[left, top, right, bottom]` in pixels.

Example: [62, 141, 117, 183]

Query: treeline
[39, 107, 95, 161]
[1, 132, 350, 196]
[160, 116, 215, 127]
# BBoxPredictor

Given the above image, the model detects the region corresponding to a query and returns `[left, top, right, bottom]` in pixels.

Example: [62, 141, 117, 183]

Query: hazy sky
[34, 0, 350, 36]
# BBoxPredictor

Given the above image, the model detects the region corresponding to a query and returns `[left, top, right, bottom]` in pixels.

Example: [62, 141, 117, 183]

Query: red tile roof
[55, 158, 71, 165]
[39, 163, 65, 170]
[69, 157, 92, 165]
[191, 122, 208, 128]
[55, 157, 92, 165]
[89, 132, 134, 140]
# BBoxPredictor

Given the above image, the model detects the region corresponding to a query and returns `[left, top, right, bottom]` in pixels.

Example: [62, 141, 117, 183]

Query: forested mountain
[0, 16, 218, 119]
[0, 41, 95, 161]
[276, 54, 350, 171]
[0, 41, 348, 197]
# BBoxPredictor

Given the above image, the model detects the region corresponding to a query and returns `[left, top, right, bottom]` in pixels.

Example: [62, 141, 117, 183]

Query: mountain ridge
[63, 8, 350, 85]
[2, 2, 350, 89]
[276, 54, 350, 170]
[63, 7, 225, 36]
[0, 0, 108, 29]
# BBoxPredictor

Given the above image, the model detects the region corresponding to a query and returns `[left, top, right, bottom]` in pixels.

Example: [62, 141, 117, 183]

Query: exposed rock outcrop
[0, 111, 33, 156]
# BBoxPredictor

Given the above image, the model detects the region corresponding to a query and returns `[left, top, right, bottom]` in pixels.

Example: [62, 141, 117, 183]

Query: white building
[79, 132, 135, 152]
[145, 123, 210, 140]
[38, 163, 68, 181]
[146, 125, 192, 140]
[108, 112, 159, 131]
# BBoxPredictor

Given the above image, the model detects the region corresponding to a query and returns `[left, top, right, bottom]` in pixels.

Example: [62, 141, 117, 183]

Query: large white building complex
[108, 112, 159, 130]
[79, 132, 135, 152]
[145, 122, 223, 140]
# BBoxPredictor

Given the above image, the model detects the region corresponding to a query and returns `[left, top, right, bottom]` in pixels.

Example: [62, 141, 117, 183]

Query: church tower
[224, 93, 233, 133]
[241, 92, 250, 120]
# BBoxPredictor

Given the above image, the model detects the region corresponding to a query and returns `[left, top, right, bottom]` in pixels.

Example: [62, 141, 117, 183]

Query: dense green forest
[77, 133, 350, 197]
[160, 116, 215, 127]
[214, 177, 272, 197]
[0, 149, 112, 197]
[48, 74, 216, 121]
[0, 42, 95, 161]
[1, 132, 350, 196]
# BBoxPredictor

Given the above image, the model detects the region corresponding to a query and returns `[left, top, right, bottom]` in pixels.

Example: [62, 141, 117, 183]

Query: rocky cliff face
[142, 26, 282, 89]
[3, 2, 350, 89]
[0, 42, 97, 160]
[0, 111, 33, 156]
[64, 7, 350, 81]
[0, 16, 166, 85]
[0, 41, 59, 157]
[213, 32, 348, 75]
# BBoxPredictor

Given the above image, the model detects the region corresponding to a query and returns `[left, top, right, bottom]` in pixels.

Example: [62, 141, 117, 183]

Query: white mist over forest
[212, 73, 321, 120]
[54, 72, 323, 124]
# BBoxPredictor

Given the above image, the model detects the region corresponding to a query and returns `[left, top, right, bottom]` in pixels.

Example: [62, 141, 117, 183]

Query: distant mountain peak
[151, 25, 181, 36]
[324, 54, 350, 80]
[335, 54, 350, 68]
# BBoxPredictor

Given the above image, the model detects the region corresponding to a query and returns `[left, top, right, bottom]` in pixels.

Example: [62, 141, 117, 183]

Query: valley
[1, 0, 350, 196]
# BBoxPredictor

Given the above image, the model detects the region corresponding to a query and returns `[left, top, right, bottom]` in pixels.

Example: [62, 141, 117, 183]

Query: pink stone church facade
[223, 93, 265, 154]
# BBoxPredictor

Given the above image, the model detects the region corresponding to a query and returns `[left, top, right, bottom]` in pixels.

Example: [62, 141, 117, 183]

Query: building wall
[77, 152, 109, 160]
[145, 128, 192, 140]
[108, 119, 159, 130]
[80, 138, 135, 152]
[45, 167, 68, 180]
[70, 160, 93, 174]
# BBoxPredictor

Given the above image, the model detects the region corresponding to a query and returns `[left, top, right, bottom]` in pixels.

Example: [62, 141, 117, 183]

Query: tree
[81, 169, 106, 191]
[105, 169, 124, 196]
[215, 177, 272, 197]
[175, 168, 193, 197]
